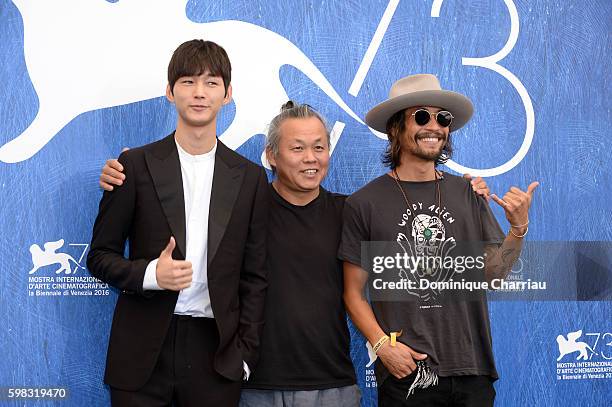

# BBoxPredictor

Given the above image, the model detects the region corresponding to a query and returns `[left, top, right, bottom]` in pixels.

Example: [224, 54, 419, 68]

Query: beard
[408, 129, 448, 162]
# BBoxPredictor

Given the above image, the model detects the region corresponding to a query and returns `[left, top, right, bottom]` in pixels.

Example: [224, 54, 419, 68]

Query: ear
[165, 84, 174, 103]
[223, 84, 233, 105]
[265, 146, 276, 169]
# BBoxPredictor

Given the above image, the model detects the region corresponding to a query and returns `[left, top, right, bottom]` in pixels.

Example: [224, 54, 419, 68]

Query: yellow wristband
[390, 330, 402, 347]
[372, 335, 389, 354]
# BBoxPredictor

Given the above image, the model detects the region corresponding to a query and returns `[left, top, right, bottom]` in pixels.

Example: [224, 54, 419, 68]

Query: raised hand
[155, 237, 193, 291]
[491, 181, 539, 234]
[99, 147, 129, 191]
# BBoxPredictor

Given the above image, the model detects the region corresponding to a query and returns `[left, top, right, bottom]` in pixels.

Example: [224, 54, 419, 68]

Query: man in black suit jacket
[87, 40, 268, 407]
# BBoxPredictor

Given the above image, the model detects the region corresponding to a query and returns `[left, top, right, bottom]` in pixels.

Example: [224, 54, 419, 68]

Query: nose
[194, 82, 206, 99]
[303, 147, 316, 162]
[423, 113, 443, 131]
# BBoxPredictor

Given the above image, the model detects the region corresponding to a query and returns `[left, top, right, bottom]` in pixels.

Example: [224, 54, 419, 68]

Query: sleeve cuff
[243, 361, 251, 381]
[143, 259, 162, 290]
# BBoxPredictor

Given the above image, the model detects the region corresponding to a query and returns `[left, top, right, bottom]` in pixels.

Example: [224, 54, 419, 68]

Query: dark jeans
[379, 373, 496, 407]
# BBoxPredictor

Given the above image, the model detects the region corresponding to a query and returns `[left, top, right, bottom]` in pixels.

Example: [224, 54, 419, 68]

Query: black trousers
[379, 373, 496, 407]
[110, 315, 241, 407]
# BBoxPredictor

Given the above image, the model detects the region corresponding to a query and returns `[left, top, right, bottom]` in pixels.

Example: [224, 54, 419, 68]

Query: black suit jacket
[87, 133, 268, 391]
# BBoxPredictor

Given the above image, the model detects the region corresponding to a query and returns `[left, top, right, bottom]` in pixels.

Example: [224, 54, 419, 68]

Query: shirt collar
[175, 137, 217, 163]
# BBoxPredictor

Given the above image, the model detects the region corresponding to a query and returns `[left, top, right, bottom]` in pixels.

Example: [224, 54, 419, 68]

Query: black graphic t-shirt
[338, 173, 505, 384]
[244, 185, 356, 390]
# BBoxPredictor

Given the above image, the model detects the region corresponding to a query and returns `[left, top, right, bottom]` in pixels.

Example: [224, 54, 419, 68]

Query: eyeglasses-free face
[411, 108, 454, 128]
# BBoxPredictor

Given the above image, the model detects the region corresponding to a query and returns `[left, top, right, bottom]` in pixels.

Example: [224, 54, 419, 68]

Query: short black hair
[167, 39, 231, 95]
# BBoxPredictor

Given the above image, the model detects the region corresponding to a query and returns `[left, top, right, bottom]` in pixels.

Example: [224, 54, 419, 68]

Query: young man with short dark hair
[87, 39, 268, 406]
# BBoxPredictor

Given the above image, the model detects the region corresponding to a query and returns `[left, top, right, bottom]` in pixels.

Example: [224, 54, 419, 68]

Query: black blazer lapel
[208, 141, 246, 267]
[144, 133, 187, 259]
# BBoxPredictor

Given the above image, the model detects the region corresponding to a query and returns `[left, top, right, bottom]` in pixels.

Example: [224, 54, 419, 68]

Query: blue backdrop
[0, 0, 610, 405]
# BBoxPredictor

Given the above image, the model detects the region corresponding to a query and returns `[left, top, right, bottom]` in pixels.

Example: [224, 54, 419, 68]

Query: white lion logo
[556, 330, 594, 361]
[365, 341, 377, 368]
[0, 0, 366, 164]
[29, 239, 80, 275]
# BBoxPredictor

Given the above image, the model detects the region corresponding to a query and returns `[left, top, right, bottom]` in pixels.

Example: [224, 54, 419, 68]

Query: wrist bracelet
[510, 220, 529, 228]
[390, 330, 402, 347]
[510, 225, 528, 238]
[372, 335, 389, 354]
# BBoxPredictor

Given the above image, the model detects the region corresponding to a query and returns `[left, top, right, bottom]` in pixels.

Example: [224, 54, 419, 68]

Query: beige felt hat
[365, 74, 474, 133]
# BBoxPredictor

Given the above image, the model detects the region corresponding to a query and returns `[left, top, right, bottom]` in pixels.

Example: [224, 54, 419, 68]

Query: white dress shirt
[143, 137, 216, 317]
[142, 137, 250, 378]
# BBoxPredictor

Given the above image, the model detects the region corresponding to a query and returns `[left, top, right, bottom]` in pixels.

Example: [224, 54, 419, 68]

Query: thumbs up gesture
[155, 237, 193, 291]
[491, 182, 539, 235]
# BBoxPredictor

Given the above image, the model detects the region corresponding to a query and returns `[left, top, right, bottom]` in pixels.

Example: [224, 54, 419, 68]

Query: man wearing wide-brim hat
[339, 74, 539, 406]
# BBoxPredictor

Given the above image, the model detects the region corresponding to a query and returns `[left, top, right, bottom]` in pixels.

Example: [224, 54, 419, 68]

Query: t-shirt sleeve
[338, 198, 369, 266]
[478, 196, 505, 245]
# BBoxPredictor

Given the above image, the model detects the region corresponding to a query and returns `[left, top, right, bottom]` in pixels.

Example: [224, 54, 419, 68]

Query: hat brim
[365, 90, 474, 133]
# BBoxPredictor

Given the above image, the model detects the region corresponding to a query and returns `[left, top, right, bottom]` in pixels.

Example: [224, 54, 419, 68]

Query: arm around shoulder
[87, 151, 149, 294]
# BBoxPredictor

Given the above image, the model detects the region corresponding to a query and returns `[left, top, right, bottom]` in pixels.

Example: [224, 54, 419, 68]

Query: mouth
[190, 105, 209, 111]
[301, 169, 319, 176]
[416, 132, 445, 146]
